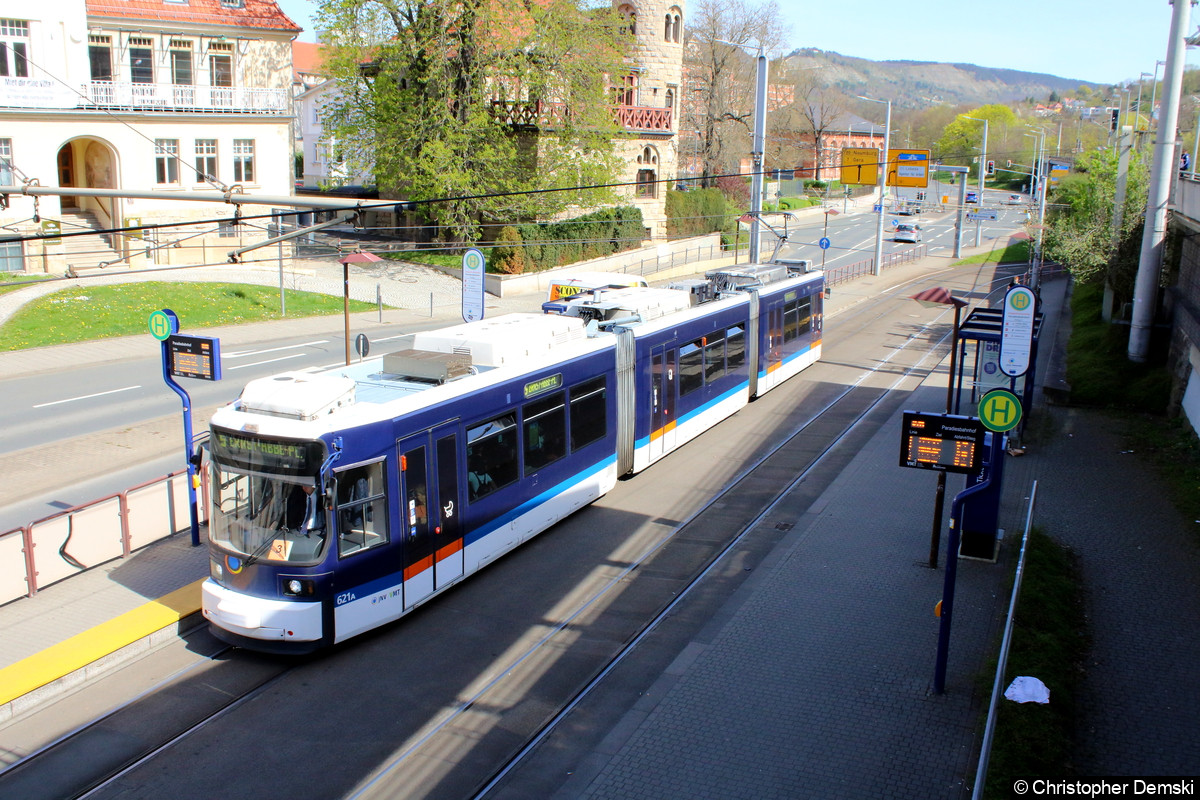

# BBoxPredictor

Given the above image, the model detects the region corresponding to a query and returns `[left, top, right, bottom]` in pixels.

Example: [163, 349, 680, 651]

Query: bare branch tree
[683, 0, 789, 187]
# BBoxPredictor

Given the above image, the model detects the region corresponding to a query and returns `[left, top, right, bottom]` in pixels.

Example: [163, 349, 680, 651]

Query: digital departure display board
[899, 411, 985, 474]
[167, 334, 222, 381]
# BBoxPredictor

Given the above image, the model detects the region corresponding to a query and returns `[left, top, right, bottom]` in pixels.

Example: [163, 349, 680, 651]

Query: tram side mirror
[824, 287, 832, 299]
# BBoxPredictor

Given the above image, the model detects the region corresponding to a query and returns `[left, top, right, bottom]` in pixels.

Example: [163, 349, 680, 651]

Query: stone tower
[612, 0, 684, 240]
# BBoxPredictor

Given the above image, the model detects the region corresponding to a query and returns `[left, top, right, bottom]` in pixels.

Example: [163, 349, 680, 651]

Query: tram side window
[726, 325, 745, 373]
[336, 461, 389, 557]
[797, 295, 813, 336]
[704, 330, 725, 383]
[524, 391, 566, 475]
[467, 413, 518, 501]
[679, 340, 703, 396]
[570, 376, 607, 450]
[783, 297, 800, 343]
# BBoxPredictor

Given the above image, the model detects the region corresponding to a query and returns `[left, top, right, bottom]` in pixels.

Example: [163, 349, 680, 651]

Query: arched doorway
[56, 138, 119, 229]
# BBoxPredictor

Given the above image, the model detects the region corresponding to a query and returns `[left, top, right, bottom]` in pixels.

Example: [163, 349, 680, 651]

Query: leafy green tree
[935, 104, 1018, 168]
[315, 0, 630, 242]
[1044, 147, 1149, 298]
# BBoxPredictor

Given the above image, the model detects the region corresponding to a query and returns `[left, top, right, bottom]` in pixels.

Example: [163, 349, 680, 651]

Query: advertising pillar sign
[462, 248, 485, 323]
[999, 285, 1037, 377]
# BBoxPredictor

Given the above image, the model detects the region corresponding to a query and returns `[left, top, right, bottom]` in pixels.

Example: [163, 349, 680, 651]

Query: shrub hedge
[488, 206, 646, 273]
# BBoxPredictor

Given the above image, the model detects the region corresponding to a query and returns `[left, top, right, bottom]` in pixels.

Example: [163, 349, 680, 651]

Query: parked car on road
[894, 223, 922, 243]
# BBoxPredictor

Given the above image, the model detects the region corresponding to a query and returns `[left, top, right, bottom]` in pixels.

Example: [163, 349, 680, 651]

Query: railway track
[0, 262, 1011, 800]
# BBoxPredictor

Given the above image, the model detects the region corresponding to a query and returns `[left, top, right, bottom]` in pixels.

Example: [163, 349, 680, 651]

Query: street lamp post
[1151, 59, 1166, 127]
[858, 95, 891, 276]
[964, 115, 989, 247]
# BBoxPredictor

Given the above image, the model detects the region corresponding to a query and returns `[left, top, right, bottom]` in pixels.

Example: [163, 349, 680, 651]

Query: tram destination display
[210, 429, 325, 475]
[899, 411, 985, 474]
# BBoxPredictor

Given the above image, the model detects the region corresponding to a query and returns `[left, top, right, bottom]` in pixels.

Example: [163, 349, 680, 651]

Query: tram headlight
[282, 578, 315, 597]
[210, 558, 223, 583]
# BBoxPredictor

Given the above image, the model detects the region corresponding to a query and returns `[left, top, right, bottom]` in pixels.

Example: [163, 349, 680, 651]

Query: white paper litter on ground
[1004, 675, 1050, 704]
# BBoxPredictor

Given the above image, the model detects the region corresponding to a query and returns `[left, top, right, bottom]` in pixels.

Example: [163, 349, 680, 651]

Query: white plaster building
[0, 0, 300, 274]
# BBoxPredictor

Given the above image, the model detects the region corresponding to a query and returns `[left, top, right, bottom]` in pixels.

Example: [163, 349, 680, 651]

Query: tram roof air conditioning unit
[382, 348, 473, 383]
[239, 372, 356, 421]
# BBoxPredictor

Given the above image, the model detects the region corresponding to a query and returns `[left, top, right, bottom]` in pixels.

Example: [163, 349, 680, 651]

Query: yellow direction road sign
[978, 389, 1023, 433]
[840, 147, 878, 185]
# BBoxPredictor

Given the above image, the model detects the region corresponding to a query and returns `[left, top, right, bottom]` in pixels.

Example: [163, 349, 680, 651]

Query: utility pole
[749, 48, 767, 264]
[965, 116, 989, 247]
[858, 95, 891, 276]
[1131, 0, 1194, 362]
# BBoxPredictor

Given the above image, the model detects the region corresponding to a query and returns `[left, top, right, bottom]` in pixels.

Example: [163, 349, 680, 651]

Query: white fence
[0, 470, 207, 606]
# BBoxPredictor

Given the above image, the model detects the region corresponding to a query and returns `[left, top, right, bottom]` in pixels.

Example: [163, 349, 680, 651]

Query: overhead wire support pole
[1131, 0, 1194, 362]
[858, 95, 891, 276]
[964, 116, 989, 247]
[748, 47, 768, 265]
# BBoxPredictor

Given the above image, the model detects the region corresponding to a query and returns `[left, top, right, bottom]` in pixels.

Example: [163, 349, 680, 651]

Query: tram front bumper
[202, 579, 322, 643]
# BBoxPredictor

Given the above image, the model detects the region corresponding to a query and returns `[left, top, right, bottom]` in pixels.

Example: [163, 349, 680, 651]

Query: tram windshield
[209, 467, 328, 563]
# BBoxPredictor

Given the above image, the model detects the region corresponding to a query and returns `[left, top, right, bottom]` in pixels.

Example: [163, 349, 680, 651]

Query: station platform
[3, 238, 1196, 791]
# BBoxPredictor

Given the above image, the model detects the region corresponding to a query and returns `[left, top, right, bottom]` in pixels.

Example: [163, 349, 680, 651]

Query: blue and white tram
[201, 265, 823, 651]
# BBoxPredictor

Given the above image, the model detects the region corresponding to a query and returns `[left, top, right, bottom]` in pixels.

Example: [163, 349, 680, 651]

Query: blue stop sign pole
[151, 308, 201, 547]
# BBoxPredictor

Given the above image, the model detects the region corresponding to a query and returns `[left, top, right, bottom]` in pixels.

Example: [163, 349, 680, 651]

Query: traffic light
[1110, 108, 1120, 132]
[986, 160, 995, 176]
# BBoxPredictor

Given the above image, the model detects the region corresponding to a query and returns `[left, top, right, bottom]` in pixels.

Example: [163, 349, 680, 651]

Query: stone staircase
[57, 209, 124, 273]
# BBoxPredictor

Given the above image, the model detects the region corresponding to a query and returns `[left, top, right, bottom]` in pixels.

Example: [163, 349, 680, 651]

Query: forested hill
[784, 48, 1104, 108]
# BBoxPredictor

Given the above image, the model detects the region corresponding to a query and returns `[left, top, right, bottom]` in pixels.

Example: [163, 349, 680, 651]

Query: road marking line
[227, 353, 307, 370]
[222, 340, 329, 358]
[34, 385, 143, 408]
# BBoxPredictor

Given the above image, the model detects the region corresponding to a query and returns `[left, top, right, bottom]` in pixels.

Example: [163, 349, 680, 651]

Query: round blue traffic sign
[819, 237, 831, 250]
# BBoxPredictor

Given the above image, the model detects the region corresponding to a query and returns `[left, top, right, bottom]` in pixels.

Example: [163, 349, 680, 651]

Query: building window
[209, 42, 233, 87]
[617, 3, 636, 35]
[0, 138, 12, 185]
[615, 74, 636, 107]
[170, 40, 193, 85]
[155, 139, 180, 185]
[636, 169, 656, 198]
[233, 139, 254, 183]
[88, 35, 113, 81]
[0, 240, 23, 272]
[667, 8, 682, 43]
[129, 37, 154, 84]
[0, 19, 30, 78]
[194, 139, 217, 182]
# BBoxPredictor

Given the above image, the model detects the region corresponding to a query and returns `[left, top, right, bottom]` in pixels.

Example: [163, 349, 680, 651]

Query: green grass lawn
[0, 281, 376, 351]
[953, 240, 1030, 267]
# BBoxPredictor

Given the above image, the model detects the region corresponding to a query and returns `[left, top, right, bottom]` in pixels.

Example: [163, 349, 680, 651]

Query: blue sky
[279, 0, 1199, 87]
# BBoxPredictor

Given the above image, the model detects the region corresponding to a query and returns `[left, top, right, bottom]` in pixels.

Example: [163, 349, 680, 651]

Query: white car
[894, 223, 922, 243]
[1001, 194, 1023, 205]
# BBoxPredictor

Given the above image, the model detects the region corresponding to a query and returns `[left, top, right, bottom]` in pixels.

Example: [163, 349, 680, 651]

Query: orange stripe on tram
[403, 555, 433, 581]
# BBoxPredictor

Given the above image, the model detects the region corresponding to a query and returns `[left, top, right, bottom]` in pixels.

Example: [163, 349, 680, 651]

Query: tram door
[432, 427, 463, 589]
[766, 303, 784, 385]
[399, 423, 463, 609]
[650, 344, 677, 460]
[399, 435, 435, 609]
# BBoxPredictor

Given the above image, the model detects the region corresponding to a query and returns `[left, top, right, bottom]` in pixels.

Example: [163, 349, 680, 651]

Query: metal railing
[0, 469, 209, 606]
[971, 481, 1039, 800]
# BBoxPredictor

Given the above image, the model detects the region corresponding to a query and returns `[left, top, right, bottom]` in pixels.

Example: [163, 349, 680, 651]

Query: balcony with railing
[490, 99, 672, 133]
[78, 81, 290, 114]
[0, 73, 290, 113]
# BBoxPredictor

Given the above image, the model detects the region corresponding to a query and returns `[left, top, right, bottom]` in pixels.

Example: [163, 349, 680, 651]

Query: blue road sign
[819, 237, 831, 250]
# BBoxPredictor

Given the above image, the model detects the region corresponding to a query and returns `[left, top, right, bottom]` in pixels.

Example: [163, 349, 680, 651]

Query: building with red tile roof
[0, 0, 303, 274]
